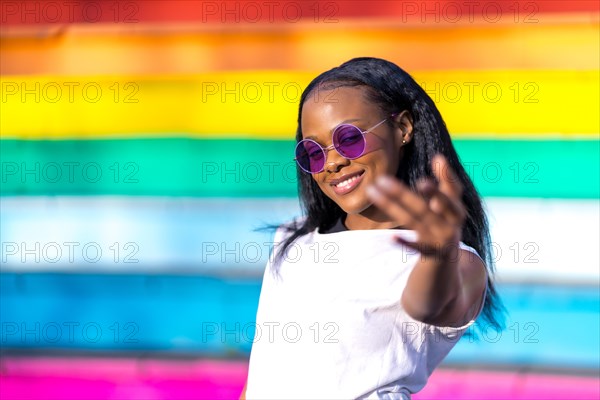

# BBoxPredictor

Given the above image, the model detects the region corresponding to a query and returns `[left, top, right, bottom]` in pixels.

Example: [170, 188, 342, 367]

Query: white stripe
[485, 197, 599, 283]
[1, 196, 598, 283]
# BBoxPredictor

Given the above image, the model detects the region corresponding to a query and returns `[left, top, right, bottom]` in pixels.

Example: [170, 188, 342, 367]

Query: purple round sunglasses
[294, 114, 398, 174]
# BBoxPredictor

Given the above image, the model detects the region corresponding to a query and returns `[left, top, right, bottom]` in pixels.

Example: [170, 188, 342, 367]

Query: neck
[344, 206, 408, 231]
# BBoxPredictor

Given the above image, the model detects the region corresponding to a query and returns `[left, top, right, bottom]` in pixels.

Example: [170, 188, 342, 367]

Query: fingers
[366, 156, 467, 241]
[367, 173, 464, 253]
[368, 176, 452, 245]
[370, 175, 464, 229]
[429, 155, 466, 225]
[418, 178, 466, 226]
[371, 175, 429, 220]
[369, 175, 447, 235]
[431, 154, 463, 202]
[365, 178, 424, 228]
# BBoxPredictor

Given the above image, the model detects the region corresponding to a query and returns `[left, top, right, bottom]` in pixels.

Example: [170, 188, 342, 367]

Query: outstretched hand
[366, 154, 466, 260]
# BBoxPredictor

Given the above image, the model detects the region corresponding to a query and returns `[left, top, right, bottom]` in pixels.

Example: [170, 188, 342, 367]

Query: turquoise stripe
[0, 138, 598, 198]
[455, 139, 599, 198]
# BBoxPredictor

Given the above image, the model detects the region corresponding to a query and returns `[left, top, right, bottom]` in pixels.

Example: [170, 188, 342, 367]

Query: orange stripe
[1, 19, 598, 75]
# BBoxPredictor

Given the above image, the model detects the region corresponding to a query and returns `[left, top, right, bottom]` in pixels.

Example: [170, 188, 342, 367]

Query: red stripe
[1, 0, 598, 25]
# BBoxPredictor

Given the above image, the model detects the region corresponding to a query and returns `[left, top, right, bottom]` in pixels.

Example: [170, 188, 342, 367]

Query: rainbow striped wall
[1, 1, 598, 278]
[1, 1, 599, 397]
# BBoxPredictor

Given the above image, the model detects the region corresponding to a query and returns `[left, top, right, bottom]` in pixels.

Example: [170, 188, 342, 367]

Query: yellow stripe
[1, 70, 598, 139]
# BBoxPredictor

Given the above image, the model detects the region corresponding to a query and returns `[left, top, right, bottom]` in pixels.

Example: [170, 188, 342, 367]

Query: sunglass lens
[295, 140, 325, 173]
[333, 125, 366, 159]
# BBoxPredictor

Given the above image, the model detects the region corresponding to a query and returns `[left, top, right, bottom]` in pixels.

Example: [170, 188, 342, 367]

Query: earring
[402, 139, 406, 144]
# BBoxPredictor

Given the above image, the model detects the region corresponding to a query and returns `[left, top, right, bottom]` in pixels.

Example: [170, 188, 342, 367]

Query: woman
[242, 57, 504, 399]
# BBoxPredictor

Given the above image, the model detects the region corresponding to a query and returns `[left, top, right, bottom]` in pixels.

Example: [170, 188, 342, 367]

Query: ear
[392, 110, 414, 147]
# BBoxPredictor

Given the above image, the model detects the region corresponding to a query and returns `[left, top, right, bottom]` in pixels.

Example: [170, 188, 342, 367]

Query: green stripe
[1, 138, 598, 198]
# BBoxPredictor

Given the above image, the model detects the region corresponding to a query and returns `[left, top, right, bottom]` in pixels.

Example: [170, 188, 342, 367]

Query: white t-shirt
[246, 222, 487, 399]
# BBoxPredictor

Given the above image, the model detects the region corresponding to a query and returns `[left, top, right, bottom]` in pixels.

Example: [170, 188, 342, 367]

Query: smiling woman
[298, 87, 408, 221]
[242, 57, 505, 399]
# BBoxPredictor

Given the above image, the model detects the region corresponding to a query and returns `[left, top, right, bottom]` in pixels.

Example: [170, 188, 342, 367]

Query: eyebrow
[303, 118, 363, 141]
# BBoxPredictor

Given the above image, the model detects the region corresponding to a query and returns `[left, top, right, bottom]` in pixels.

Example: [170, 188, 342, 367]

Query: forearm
[401, 245, 463, 323]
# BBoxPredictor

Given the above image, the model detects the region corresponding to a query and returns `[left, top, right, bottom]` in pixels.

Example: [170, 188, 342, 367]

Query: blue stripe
[1, 272, 598, 370]
[448, 284, 600, 369]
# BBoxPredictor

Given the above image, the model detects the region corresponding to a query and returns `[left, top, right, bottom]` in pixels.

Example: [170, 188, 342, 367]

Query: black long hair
[272, 57, 504, 333]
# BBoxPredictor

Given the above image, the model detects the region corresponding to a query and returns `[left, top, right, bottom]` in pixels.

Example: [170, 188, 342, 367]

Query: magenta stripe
[1, 357, 598, 400]
[414, 369, 600, 400]
[0, 357, 247, 400]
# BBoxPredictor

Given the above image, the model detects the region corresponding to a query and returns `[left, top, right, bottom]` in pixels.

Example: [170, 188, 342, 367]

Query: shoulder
[422, 242, 488, 329]
[457, 243, 488, 302]
[454, 244, 488, 327]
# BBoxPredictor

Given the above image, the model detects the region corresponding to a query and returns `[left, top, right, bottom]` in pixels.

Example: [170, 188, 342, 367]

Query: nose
[324, 147, 349, 173]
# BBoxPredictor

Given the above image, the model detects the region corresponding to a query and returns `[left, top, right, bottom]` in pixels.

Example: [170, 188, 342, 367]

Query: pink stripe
[0, 357, 248, 400]
[1, 357, 598, 400]
[414, 369, 600, 400]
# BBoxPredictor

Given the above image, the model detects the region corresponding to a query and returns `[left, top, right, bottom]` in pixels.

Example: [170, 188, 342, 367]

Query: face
[300, 86, 410, 221]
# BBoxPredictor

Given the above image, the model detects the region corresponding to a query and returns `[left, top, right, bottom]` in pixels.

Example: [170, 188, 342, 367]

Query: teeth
[335, 175, 359, 188]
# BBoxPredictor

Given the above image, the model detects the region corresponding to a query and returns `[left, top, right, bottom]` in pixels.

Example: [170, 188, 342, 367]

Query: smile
[330, 171, 365, 195]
